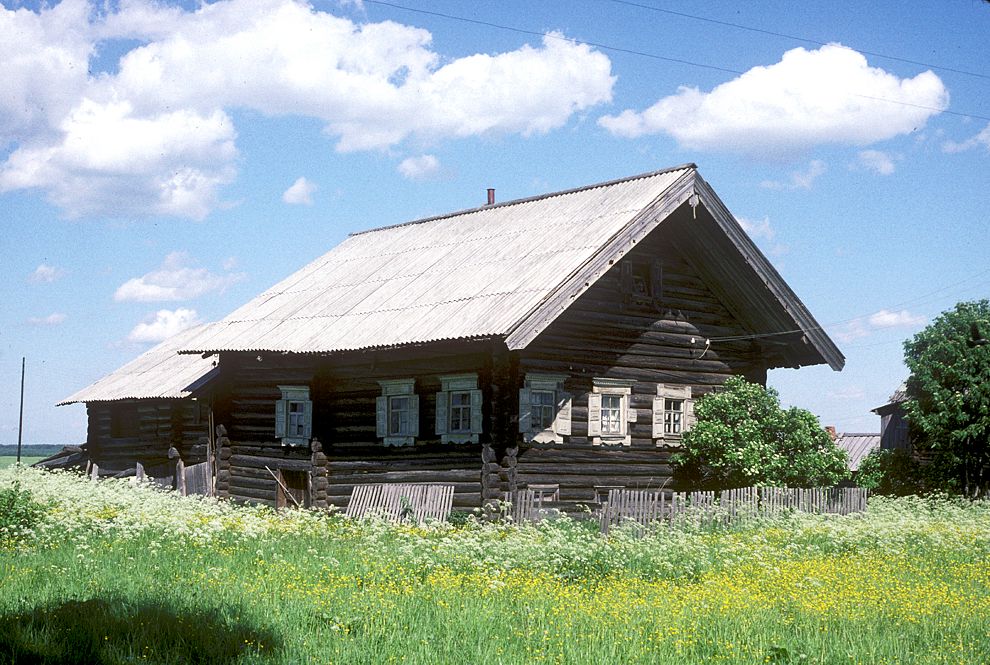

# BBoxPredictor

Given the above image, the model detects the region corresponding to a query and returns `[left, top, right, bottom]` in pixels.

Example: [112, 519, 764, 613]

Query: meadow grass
[0, 457, 43, 470]
[1, 466, 989, 664]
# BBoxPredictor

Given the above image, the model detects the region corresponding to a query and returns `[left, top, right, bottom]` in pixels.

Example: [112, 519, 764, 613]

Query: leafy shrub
[0, 480, 47, 546]
[856, 448, 924, 496]
[672, 377, 849, 490]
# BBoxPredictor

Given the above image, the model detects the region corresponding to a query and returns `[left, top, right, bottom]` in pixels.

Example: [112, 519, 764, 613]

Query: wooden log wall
[513, 222, 774, 497]
[215, 343, 495, 508]
[85, 399, 210, 475]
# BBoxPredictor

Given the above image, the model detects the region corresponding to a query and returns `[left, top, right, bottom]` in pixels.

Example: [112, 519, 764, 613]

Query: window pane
[601, 394, 622, 435]
[449, 391, 472, 433]
[530, 389, 555, 429]
[288, 401, 306, 436]
[390, 396, 409, 435]
[665, 398, 683, 435]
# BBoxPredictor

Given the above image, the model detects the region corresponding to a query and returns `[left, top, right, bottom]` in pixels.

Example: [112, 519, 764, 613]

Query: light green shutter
[408, 394, 420, 438]
[554, 391, 572, 436]
[301, 400, 313, 439]
[376, 396, 387, 438]
[469, 389, 483, 434]
[275, 399, 287, 438]
[435, 391, 448, 435]
[587, 393, 602, 437]
[518, 388, 532, 433]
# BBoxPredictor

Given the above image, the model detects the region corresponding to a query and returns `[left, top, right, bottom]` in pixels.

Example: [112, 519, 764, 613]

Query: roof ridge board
[349, 163, 697, 237]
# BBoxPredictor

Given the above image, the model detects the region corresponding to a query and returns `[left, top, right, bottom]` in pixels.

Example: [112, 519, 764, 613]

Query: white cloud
[398, 154, 440, 181]
[942, 122, 990, 153]
[28, 263, 65, 284]
[27, 312, 67, 326]
[127, 308, 200, 343]
[857, 149, 896, 175]
[114, 251, 246, 302]
[760, 160, 826, 190]
[868, 309, 926, 328]
[599, 44, 947, 157]
[833, 308, 926, 342]
[736, 215, 775, 241]
[282, 177, 317, 205]
[0, 0, 614, 218]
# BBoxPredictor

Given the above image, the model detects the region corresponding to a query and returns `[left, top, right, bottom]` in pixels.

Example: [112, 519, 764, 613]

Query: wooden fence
[598, 486, 868, 534]
[345, 483, 455, 524]
[86, 460, 213, 497]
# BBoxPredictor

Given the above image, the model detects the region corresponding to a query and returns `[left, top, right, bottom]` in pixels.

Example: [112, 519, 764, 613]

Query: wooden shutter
[587, 392, 602, 437]
[554, 391, 572, 436]
[375, 396, 387, 438]
[684, 388, 696, 432]
[518, 387, 532, 433]
[274, 399, 287, 438]
[652, 396, 665, 440]
[301, 400, 313, 439]
[435, 391, 448, 435]
[469, 389, 483, 434]
[408, 394, 420, 438]
[626, 397, 637, 423]
[650, 259, 663, 305]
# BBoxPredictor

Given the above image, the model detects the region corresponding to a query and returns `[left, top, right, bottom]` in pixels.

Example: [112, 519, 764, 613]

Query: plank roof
[179, 164, 843, 370]
[58, 325, 217, 405]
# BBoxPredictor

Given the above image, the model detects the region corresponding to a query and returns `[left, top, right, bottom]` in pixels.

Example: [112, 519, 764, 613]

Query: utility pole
[17, 357, 25, 464]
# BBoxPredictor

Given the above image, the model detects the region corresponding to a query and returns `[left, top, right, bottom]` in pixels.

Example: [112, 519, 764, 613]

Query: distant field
[0, 456, 44, 469]
[0, 445, 63, 458]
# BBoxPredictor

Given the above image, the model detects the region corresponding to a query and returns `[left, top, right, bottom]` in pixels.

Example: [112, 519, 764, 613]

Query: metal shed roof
[835, 433, 881, 471]
[58, 325, 217, 405]
[180, 165, 693, 355]
[177, 163, 843, 369]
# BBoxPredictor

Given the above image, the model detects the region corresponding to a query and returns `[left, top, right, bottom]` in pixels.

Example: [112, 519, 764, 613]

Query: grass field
[0, 456, 43, 470]
[2, 466, 989, 664]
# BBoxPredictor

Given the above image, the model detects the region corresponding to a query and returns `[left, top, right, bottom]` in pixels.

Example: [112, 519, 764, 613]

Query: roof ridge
[349, 163, 697, 237]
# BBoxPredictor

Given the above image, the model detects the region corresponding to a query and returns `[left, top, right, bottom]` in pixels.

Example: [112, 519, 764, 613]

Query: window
[518, 373, 571, 444]
[652, 384, 695, 447]
[588, 378, 635, 446]
[276, 386, 312, 447]
[620, 259, 664, 311]
[435, 374, 482, 444]
[377, 379, 419, 446]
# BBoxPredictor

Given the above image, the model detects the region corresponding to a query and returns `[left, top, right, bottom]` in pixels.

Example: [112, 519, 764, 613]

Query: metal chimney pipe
[487, 188, 495, 205]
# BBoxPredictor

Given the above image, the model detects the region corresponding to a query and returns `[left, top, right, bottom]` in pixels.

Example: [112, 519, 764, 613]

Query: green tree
[855, 448, 923, 496]
[672, 376, 848, 490]
[903, 299, 990, 497]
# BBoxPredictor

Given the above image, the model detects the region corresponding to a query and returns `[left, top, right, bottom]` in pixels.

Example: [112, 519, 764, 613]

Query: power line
[363, 0, 990, 124]
[604, 0, 990, 81]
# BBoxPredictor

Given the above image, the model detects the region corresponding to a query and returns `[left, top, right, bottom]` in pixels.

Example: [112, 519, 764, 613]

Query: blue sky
[2, 0, 988, 445]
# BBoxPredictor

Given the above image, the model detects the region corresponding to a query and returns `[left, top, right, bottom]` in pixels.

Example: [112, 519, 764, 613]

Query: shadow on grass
[0, 597, 280, 664]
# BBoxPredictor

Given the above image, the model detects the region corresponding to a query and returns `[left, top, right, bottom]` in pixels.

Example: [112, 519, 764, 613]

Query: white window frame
[519, 373, 571, 444]
[588, 378, 635, 447]
[435, 374, 483, 444]
[276, 385, 312, 447]
[377, 379, 419, 447]
[653, 384, 695, 447]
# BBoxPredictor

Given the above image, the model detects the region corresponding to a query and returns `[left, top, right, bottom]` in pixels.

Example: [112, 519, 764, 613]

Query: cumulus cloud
[868, 309, 926, 328]
[127, 308, 200, 343]
[857, 150, 896, 175]
[27, 312, 67, 326]
[28, 263, 65, 283]
[114, 251, 246, 302]
[760, 160, 826, 190]
[599, 44, 947, 157]
[0, 0, 614, 218]
[282, 177, 317, 205]
[736, 215, 776, 241]
[398, 154, 440, 180]
[833, 308, 926, 342]
[942, 122, 990, 153]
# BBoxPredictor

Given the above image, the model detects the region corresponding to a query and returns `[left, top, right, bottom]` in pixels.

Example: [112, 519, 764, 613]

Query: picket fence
[598, 486, 868, 534]
[345, 483, 455, 524]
